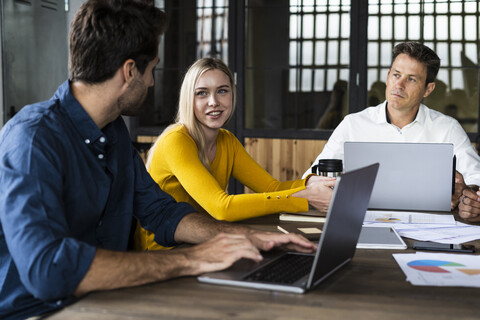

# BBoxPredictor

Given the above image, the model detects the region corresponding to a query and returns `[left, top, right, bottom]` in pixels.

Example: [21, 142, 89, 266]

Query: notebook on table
[197, 163, 379, 294]
[344, 142, 454, 212]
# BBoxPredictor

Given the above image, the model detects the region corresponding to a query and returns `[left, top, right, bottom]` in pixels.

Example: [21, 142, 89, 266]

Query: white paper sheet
[364, 210, 456, 225]
[363, 211, 480, 244]
[393, 252, 480, 287]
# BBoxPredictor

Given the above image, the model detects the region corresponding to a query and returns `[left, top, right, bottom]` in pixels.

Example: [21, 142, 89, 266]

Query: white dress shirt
[303, 101, 480, 185]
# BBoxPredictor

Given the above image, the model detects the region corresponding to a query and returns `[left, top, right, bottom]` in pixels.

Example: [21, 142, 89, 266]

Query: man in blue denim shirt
[0, 1, 315, 319]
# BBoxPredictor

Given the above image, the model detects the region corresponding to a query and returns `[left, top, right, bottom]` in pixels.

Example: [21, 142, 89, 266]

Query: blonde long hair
[145, 57, 236, 170]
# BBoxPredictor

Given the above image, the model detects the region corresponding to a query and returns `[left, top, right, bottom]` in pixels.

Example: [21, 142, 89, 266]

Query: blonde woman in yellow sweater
[135, 58, 335, 251]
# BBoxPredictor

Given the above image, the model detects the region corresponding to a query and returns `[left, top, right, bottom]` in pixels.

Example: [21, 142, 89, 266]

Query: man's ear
[121, 59, 137, 84]
[423, 81, 436, 98]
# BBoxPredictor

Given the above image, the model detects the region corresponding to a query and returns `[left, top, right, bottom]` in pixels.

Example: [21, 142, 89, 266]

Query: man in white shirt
[303, 42, 480, 220]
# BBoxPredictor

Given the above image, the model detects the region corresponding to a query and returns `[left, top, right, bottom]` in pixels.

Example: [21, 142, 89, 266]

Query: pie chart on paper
[407, 260, 465, 273]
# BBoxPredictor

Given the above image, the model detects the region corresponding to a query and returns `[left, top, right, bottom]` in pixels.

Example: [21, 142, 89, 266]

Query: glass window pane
[451, 43, 462, 67]
[289, 41, 298, 65]
[290, 15, 298, 38]
[465, 2, 477, 13]
[327, 41, 339, 65]
[316, 2, 327, 13]
[289, 69, 298, 92]
[424, 3, 434, 14]
[394, 16, 406, 39]
[408, 2, 420, 13]
[424, 15, 434, 40]
[328, 0, 340, 11]
[465, 43, 478, 64]
[367, 69, 378, 91]
[316, 14, 327, 38]
[465, 16, 476, 41]
[302, 41, 313, 65]
[314, 69, 325, 91]
[326, 69, 337, 91]
[394, 3, 406, 14]
[380, 2, 392, 14]
[368, 2, 378, 14]
[436, 2, 448, 13]
[328, 14, 340, 38]
[368, 16, 379, 39]
[341, 13, 350, 38]
[315, 41, 326, 65]
[408, 16, 420, 39]
[450, 16, 463, 41]
[437, 43, 449, 64]
[450, 1, 462, 13]
[368, 42, 379, 66]
[380, 16, 392, 40]
[303, 14, 314, 38]
[381, 42, 391, 66]
[340, 40, 349, 65]
[303, 0, 314, 13]
[437, 69, 449, 88]
[301, 69, 313, 92]
[340, 69, 349, 82]
[451, 69, 464, 90]
[436, 16, 448, 40]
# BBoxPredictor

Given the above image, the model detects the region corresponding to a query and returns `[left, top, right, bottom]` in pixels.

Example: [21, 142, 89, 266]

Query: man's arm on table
[74, 212, 316, 296]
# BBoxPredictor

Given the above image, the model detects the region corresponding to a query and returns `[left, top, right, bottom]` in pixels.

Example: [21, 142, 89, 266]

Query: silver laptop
[344, 142, 454, 212]
[197, 163, 379, 294]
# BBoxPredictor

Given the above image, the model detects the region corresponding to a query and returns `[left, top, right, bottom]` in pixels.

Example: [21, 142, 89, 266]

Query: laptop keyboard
[243, 254, 314, 284]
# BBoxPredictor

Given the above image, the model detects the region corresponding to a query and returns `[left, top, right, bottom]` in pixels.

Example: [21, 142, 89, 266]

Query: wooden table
[47, 215, 480, 320]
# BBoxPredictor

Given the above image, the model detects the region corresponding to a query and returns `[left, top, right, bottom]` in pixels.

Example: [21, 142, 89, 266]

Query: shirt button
[277, 195, 281, 199]
[286, 195, 290, 198]
[266, 196, 271, 199]
[85, 139, 91, 144]
[98, 220, 103, 227]
[56, 300, 62, 306]
[98, 154, 104, 160]
[99, 136, 106, 143]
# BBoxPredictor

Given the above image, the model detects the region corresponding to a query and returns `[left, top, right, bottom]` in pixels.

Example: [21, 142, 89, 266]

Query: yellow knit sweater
[134, 125, 309, 251]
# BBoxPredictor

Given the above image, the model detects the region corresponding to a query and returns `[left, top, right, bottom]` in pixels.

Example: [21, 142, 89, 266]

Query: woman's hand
[293, 176, 336, 212]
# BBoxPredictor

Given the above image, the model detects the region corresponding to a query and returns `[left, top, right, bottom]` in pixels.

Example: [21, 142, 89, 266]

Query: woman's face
[193, 69, 233, 134]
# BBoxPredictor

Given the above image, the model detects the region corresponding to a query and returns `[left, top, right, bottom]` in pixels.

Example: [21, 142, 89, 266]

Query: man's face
[120, 57, 159, 117]
[385, 53, 435, 114]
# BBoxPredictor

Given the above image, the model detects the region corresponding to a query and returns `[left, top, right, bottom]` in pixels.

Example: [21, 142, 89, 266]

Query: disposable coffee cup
[311, 159, 343, 177]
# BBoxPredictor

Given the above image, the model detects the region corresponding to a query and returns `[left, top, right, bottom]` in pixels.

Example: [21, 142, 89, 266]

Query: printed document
[393, 252, 480, 288]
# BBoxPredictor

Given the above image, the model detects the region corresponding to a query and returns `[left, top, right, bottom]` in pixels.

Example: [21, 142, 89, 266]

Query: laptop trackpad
[202, 251, 285, 280]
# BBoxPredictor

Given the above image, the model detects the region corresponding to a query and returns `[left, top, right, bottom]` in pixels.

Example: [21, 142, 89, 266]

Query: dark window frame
[230, 0, 480, 143]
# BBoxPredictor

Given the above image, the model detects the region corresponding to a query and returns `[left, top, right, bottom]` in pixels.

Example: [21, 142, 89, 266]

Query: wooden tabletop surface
[46, 214, 480, 320]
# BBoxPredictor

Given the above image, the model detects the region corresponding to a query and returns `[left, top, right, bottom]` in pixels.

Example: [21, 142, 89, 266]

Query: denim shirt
[0, 81, 194, 319]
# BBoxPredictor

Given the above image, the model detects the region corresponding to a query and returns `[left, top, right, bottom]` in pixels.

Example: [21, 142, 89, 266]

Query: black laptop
[197, 163, 379, 294]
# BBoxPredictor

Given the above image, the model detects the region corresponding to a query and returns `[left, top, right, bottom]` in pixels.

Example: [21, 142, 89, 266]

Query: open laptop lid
[197, 163, 379, 293]
[306, 162, 379, 289]
[344, 142, 453, 212]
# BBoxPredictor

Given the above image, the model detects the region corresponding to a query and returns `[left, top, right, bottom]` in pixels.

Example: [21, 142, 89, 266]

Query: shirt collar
[380, 101, 426, 126]
[53, 80, 116, 145]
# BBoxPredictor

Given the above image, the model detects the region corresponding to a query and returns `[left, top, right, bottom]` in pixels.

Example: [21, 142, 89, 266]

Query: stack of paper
[363, 210, 480, 244]
[393, 252, 480, 287]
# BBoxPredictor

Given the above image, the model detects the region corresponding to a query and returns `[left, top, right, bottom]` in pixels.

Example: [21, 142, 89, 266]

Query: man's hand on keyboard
[246, 231, 317, 253]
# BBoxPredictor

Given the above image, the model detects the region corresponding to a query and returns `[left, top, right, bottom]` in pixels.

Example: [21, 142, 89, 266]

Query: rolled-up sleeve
[0, 127, 96, 302]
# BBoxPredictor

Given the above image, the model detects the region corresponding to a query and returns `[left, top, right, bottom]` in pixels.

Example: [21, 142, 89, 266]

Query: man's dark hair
[69, 0, 167, 84]
[391, 42, 441, 86]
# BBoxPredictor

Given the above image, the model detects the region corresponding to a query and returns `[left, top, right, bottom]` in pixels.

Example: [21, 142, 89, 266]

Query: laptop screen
[307, 163, 379, 289]
[344, 142, 453, 212]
